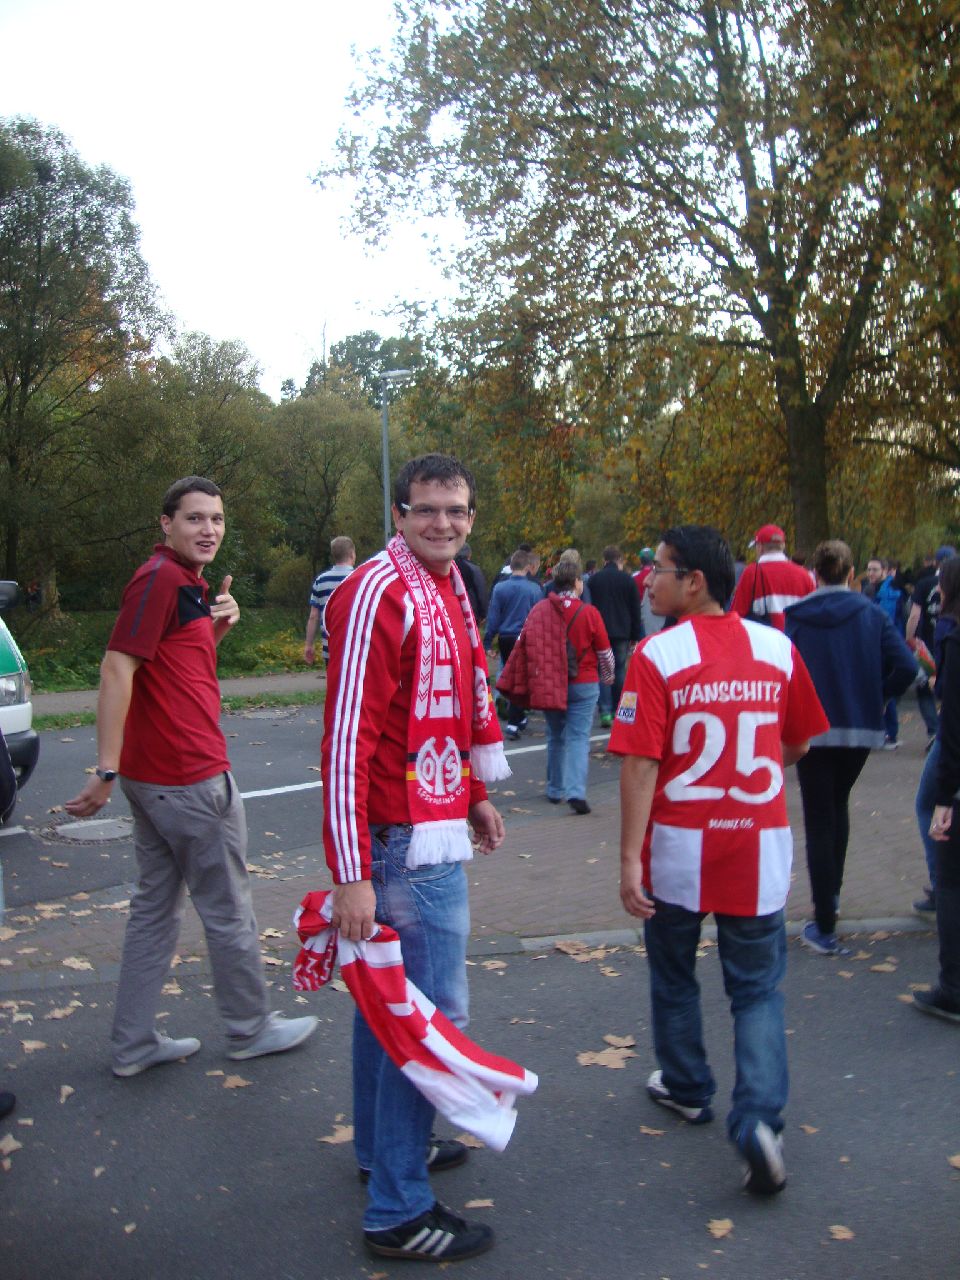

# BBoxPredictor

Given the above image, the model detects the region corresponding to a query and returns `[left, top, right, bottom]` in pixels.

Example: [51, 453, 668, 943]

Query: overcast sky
[0, 0, 453, 398]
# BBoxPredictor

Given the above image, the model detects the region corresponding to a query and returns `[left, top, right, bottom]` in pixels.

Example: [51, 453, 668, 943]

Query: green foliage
[265, 555, 313, 608]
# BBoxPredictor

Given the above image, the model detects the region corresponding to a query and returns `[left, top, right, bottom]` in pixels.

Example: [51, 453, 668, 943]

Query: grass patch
[34, 711, 97, 732]
[11, 607, 310, 692]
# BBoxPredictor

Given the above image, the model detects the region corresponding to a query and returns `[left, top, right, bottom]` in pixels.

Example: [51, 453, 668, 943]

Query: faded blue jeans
[644, 900, 788, 1143]
[544, 682, 600, 802]
[353, 825, 470, 1230]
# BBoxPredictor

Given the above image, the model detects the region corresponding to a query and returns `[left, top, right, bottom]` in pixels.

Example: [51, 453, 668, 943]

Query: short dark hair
[394, 454, 477, 512]
[661, 525, 735, 606]
[553, 561, 580, 592]
[603, 545, 622, 563]
[162, 476, 222, 518]
[813, 539, 853, 585]
[510, 549, 529, 571]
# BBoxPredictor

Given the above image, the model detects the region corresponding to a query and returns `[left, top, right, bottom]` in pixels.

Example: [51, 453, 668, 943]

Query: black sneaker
[646, 1069, 713, 1124]
[913, 891, 936, 916]
[913, 987, 960, 1024]
[359, 1137, 468, 1184]
[568, 798, 591, 815]
[739, 1121, 787, 1196]
[365, 1201, 494, 1262]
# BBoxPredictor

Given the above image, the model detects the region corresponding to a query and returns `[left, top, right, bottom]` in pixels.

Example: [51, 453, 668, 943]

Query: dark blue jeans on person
[353, 825, 470, 1231]
[598, 638, 631, 716]
[916, 678, 939, 737]
[916, 736, 940, 893]
[644, 900, 788, 1143]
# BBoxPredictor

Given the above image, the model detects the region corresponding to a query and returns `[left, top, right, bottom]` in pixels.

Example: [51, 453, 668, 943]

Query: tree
[0, 117, 166, 583]
[328, 330, 423, 407]
[322, 1, 959, 549]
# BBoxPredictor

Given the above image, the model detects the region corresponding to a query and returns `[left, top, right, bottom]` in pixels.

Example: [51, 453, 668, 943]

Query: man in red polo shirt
[732, 523, 814, 630]
[610, 525, 827, 1198]
[66, 476, 316, 1077]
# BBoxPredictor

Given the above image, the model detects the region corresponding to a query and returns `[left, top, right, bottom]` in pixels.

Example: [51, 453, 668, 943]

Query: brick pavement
[1, 694, 935, 988]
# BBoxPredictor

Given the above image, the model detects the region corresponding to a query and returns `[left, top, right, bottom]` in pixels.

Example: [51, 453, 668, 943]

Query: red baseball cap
[749, 524, 786, 546]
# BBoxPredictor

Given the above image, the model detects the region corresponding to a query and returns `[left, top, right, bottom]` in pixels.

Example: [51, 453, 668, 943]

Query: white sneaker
[227, 1013, 318, 1061]
[113, 1034, 201, 1078]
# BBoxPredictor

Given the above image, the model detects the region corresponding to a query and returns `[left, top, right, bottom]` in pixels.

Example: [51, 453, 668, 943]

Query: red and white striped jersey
[609, 613, 828, 915]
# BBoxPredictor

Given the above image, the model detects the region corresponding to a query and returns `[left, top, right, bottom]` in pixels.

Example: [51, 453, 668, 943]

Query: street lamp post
[380, 369, 412, 546]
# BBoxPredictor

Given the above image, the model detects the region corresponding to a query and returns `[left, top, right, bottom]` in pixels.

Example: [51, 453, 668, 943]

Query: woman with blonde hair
[785, 540, 915, 955]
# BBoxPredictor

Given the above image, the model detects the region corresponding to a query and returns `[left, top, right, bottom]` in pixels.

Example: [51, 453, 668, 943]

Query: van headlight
[0, 672, 26, 706]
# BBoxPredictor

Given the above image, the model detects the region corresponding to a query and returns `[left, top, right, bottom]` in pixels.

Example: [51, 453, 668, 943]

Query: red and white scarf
[387, 534, 510, 867]
[293, 891, 538, 1150]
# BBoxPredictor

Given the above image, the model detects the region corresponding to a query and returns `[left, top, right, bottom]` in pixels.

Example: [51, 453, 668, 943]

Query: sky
[0, 0, 454, 399]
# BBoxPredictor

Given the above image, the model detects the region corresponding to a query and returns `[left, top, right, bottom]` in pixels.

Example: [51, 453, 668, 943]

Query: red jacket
[496, 596, 612, 711]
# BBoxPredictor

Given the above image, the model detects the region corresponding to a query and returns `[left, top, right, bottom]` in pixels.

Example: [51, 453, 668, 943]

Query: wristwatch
[95, 768, 118, 782]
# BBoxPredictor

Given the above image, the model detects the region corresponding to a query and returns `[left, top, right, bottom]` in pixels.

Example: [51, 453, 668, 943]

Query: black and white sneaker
[359, 1137, 468, 1183]
[365, 1201, 494, 1262]
[739, 1121, 787, 1196]
[646, 1069, 713, 1124]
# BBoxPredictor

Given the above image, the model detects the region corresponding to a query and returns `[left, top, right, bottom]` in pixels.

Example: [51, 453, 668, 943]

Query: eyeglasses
[651, 564, 688, 577]
[399, 503, 473, 521]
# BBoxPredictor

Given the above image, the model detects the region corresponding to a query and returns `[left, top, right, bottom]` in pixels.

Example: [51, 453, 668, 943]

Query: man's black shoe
[913, 987, 960, 1024]
[364, 1200, 494, 1262]
[569, 798, 591, 815]
[0, 1091, 15, 1121]
[359, 1137, 468, 1184]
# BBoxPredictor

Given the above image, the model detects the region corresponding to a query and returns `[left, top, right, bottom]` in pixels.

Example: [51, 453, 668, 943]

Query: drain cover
[45, 817, 135, 844]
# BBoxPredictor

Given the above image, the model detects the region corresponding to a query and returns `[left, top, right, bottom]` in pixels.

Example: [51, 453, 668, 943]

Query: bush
[265, 555, 314, 608]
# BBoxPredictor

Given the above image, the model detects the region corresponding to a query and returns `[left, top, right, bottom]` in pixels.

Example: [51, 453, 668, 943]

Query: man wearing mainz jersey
[609, 525, 828, 1198]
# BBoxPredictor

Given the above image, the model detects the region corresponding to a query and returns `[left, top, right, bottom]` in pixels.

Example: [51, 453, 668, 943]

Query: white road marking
[0, 825, 26, 838]
[238, 733, 611, 799]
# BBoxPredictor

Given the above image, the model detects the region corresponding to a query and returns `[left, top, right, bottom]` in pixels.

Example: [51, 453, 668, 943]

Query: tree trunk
[782, 401, 829, 558]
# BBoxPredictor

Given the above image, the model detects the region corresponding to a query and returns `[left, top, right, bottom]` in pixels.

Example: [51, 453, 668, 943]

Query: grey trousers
[111, 771, 270, 1067]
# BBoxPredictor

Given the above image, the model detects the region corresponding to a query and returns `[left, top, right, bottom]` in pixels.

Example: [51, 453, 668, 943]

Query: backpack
[565, 605, 585, 680]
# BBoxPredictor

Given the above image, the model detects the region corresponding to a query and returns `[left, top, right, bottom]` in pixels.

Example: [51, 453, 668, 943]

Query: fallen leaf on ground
[800, 1123, 818, 1134]
[60, 1086, 75, 1104]
[600, 966, 622, 977]
[206, 1070, 225, 1077]
[260, 928, 284, 939]
[454, 1132, 486, 1149]
[577, 1046, 636, 1069]
[21, 1040, 47, 1053]
[12, 1012, 33, 1023]
[161, 981, 182, 995]
[329, 978, 348, 993]
[261, 955, 284, 967]
[852, 950, 872, 961]
[465, 1199, 494, 1209]
[51, 861, 69, 869]
[708, 1218, 733, 1239]
[870, 962, 897, 973]
[510, 1017, 535, 1025]
[482, 960, 507, 971]
[829, 1225, 855, 1240]
[0, 1134, 23, 1157]
[604, 1034, 636, 1048]
[223, 1075, 252, 1089]
[0, 927, 18, 942]
[836, 970, 854, 979]
[124, 1223, 136, 1234]
[948, 1154, 960, 1169]
[62, 957, 93, 971]
[47, 805, 64, 814]
[555, 940, 588, 956]
[319, 1123, 354, 1145]
[94, 1167, 105, 1177]
[896, 994, 914, 1004]
[639, 1125, 664, 1136]
[16, 1119, 33, 1127]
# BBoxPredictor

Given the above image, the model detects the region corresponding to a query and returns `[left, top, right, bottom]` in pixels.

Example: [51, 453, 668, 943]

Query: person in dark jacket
[920, 557, 960, 1022]
[587, 545, 643, 727]
[485, 549, 544, 738]
[785, 540, 916, 956]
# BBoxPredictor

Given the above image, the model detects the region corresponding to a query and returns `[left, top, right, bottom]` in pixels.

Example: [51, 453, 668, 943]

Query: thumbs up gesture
[211, 573, 240, 634]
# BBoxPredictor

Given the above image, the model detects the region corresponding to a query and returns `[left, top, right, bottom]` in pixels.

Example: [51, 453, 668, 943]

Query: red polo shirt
[108, 544, 229, 785]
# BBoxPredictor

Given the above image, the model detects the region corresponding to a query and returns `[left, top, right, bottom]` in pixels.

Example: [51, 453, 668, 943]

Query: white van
[0, 582, 39, 818]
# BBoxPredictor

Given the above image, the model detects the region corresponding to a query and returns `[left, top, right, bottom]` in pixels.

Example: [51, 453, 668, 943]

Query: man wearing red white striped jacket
[322, 454, 510, 1264]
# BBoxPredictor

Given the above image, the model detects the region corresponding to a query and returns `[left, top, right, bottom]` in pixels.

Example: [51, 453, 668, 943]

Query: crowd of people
[34, 457, 955, 1266]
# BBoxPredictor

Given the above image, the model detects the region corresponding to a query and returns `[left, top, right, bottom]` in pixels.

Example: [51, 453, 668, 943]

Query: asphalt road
[0, 708, 611, 911]
[1, 935, 957, 1280]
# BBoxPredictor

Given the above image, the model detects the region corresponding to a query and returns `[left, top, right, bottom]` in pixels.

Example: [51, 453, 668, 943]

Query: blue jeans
[353, 825, 470, 1230]
[916, 679, 939, 736]
[644, 901, 788, 1143]
[916, 736, 940, 892]
[598, 639, 631, 715]
[544, 682, 600, 801]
